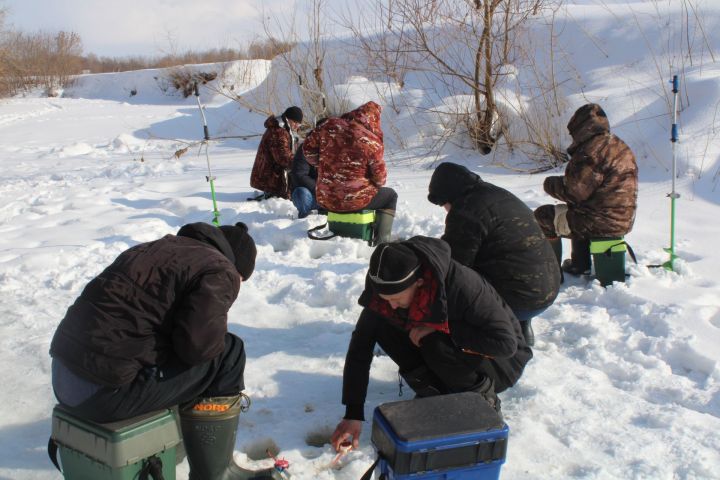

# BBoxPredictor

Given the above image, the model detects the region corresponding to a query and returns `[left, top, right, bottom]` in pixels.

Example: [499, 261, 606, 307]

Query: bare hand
[331, 419, 362, 452]
[409, 326, 435, 347]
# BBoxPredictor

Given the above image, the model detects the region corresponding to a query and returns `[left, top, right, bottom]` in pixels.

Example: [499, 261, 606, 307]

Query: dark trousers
[64, 333, 246, 423]
[363, 187, 398, 211]
[375, 322, 508, 394]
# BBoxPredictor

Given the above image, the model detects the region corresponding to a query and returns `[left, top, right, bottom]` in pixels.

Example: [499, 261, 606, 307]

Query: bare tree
[259, 0, 333, 124]
[347, 0, 547, 155]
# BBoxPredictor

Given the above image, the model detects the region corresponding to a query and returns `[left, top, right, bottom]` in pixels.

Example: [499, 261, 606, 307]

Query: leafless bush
[166, 68, 218, 97]
[259, 0, 340, 124]
[0, 28, 83, 96]
[247, 38, 296, 60]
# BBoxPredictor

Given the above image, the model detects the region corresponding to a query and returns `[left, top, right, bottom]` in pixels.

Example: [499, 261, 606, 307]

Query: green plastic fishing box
[50, 405, 182, 480]
[590, 237, 627, 287]
[328, 210, 376, 242]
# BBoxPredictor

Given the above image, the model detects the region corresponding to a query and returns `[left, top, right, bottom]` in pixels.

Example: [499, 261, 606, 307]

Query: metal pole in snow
[663, 75, 680, 271]
[194, 82, 221, 227]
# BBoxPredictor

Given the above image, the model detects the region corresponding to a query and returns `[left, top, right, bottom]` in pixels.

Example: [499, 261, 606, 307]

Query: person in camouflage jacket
[302, 101, 396, 212]
[534, 103, 638, 275]
[250, 106, 303, 199]
[303, 101, 398, 243]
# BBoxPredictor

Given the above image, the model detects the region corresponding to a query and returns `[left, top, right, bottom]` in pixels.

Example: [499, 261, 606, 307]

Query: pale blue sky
[3, 0, 359, 57]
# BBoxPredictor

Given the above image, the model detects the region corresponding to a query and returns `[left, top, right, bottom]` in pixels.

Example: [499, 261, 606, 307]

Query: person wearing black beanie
[49, 220, 272, 476]
[282, 106, 303, 124]
[428, 162, 561, 347]
[249, 105, 305, 201]
[331, 236, 533, 453]
[219, 222, 257, 280]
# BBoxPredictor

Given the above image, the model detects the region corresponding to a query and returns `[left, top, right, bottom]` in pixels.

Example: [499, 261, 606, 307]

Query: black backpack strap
[360, 457, 381, 480]
[307, 222, 336, 241]
[139, 455, 165, 480]
[600, 240, 638, 264]
[625, 242, 638, 264]
[47, 438, 61, 473]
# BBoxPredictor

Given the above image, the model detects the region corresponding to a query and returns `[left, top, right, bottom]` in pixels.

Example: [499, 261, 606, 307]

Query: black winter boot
[400, 365, 445, 398]
[469, 377, 502, 418]
[372, 209, 395, 246]
[562, 238, 591, 276]
[547, 237, 564, 284]
[180, 395, 283, 480]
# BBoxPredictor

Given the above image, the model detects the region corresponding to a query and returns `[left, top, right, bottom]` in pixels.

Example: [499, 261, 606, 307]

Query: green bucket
[51, 406, 182, 480]
[328, 210, 376, 242]
[590, 238, 627, 287]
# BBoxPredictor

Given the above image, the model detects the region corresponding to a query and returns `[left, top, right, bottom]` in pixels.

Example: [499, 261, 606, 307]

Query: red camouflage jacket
[302, 101, 386, 212]
[250, 115, 295, 198]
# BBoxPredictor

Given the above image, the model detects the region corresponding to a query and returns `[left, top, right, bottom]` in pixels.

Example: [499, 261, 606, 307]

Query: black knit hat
[427, 162, 480, 206]
[368, 243, 421, 295]
[282, 106, 303, 123]
[219, 222, 257, 281]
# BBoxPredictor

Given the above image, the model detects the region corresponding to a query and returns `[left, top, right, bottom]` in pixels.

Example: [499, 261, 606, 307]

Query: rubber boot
[400, 365, 445, 398]
[562, 238, 591, 276]
[469, 376, 502, 418]
[372, 209, 395, 246]
[547, 237, 564, 284]
[180, 395, 285, 480]
[520, 320, 535, 347]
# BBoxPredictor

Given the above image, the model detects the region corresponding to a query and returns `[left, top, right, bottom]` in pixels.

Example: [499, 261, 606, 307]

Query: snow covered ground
[1, 2, 719, 479]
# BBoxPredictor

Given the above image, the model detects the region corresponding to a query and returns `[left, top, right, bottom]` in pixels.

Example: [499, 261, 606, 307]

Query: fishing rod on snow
[193, 81, 221, 227]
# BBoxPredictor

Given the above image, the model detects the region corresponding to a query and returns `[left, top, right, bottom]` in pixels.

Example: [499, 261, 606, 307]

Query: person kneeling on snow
[534, 103, 638, 277]
[289, 118, 327, 218]
[250, 106, 303, 200]
[302, 101, 397, 244]
[331, 237, 532, 452]
[427, 162, 561, 346]
[50, 222, 270, 479]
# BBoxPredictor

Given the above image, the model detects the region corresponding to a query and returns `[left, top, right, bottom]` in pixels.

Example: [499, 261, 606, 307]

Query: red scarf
[368, 266, 450, 334]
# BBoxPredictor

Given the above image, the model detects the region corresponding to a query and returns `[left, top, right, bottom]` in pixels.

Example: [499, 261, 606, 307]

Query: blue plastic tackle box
[370, 392, 508, 479]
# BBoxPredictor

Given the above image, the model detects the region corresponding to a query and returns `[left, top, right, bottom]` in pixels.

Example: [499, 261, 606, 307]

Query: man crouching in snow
[331, 237, 533, 451]
[49, 222, 275, 479]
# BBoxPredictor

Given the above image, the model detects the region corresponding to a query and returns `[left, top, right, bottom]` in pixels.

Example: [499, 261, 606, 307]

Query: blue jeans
[292, 187, 318, 218]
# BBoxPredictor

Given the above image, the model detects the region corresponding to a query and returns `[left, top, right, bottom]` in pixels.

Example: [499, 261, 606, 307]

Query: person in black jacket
[330, 237, 532, 452]
[50, 222, 277, 479]
[289, 142, 321, 218]
[427, 162, 561, 346]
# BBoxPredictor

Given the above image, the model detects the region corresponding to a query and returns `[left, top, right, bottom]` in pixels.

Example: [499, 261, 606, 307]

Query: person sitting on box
[249, 106, 303, 201]
[302, 101, 397, 244]
[49, 222, 270, 479]
[427, 162, 561, 346]
[534, 103, 638, 277]
[330, 237, 532, 452]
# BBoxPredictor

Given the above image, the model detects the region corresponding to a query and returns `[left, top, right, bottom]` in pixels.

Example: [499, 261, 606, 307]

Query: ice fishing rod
[193, 82, 221, 227]
[663, 75, 680, 271]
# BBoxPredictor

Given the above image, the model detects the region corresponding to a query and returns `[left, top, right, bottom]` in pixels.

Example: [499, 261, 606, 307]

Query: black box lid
[376, 392, 504, 442]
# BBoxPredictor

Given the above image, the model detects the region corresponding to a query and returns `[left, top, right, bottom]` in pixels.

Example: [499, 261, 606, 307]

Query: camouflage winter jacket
[250, 115, 295, 198]
[302, 101, 386, 212]
[544, 103, 638, 238]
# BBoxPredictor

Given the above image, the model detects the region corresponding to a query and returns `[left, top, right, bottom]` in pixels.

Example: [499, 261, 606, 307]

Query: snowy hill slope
[0, 2, 719, 479]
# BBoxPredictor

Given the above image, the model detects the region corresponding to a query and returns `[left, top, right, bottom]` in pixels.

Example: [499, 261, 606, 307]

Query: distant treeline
[0, 9, 293, 98]
[82, 38, 295, 73]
